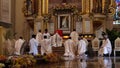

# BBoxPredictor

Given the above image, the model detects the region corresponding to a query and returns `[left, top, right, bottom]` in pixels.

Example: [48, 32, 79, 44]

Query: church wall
[15, 0, 25, 39]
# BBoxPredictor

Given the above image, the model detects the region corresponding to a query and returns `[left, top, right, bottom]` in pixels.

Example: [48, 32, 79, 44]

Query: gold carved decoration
[52, 3, 78, 15]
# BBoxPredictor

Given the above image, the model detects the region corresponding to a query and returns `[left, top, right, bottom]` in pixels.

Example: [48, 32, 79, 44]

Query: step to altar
[52, 46, 65, 55]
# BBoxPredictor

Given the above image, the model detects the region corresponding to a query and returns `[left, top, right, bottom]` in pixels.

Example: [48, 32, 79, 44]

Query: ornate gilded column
[90, 0, 93, 13]
[102, 0, 105, 13]
[38, 0, 42, 17]
[0, 26, 6, 55]
[0, 0, 1, 20]
[41, 0, 48, 15]
[82, 0, 86, 13]
[85, 0, 90, 14]
[41, 0, 49, 30]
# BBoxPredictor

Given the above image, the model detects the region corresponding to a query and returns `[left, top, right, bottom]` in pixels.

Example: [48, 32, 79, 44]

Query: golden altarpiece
[23, 0, 116, 40]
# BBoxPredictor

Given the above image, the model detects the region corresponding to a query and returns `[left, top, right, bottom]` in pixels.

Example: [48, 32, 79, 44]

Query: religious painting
[58, 14, 70, 31]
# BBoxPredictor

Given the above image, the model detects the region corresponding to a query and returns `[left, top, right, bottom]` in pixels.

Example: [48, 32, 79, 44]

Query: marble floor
[35, 57, 120, 68]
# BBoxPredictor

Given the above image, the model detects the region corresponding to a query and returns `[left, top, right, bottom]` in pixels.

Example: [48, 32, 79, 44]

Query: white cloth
[14, 39, 24, 55]
[51, 33, 63, 47]
[36, 32, 43, 45]
[43, 32, 51, 39]
[101, 39, 112, 55]
[83, 38, 88, 46]
[29, 38, 39, 55]
[70, 31, 79, 46]
[41, 38, 52, 55]
[64, 39, 75, 57]
[78, 39, 87, 55]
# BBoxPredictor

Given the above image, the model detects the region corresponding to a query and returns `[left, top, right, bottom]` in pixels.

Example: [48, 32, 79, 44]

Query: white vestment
[36, 32, 43, 45]
[101, 39, 112, 55]
[64, 39, 75, 57]
[70, 31, 79, 46]
[29, 38, 39, 55]
[14, 39, 24, 55]
[41, 38, 52, 55]
[51, 33, 63, 47]
[83, 38, 88, 46]
[78, 39, 87, 55]
[43, 32, 51, 39]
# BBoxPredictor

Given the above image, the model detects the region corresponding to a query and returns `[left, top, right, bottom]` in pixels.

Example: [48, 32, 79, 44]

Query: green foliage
[106, 29, 120, 45]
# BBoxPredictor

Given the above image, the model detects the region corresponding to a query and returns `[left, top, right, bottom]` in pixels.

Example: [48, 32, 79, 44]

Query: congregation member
[29, 35, 39, 55]
[36, 29, 43, 45]
[40, 36, 52, 55]
[51, 31, 63, 47]
[64, 37, 75, 57]
[43, 29, 51, 39]
[99, 35, 112, 57]
[14, 37, 25, 55]
[77, 37, 87, 57]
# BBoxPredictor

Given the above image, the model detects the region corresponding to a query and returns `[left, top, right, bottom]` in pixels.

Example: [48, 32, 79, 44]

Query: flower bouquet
[42, 53, 62, 63]
[7, 55, 36, 68]
[0, 55, 7, 63]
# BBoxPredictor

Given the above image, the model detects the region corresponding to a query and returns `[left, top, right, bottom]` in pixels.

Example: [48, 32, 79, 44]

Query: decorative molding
[0, 21, 12, 28]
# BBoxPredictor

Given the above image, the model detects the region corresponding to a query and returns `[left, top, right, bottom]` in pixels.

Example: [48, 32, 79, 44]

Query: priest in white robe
[51, 32, 63, 47]
[14, 37, 25, 55]
[43, 29, 51, 39]
[83, 38, 88, 46]
[64, 37, 75, 57]
[29, 35, 39, 55]
[40, 36, 52, 55]
[70, 29, 79, 46]
[77, 37, 87, 57]
[100, 35, 112, 57]
[36, 30, 43, 45]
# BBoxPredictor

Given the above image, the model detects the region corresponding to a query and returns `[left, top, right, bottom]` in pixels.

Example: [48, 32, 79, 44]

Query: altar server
[29, 35, 39, 55]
